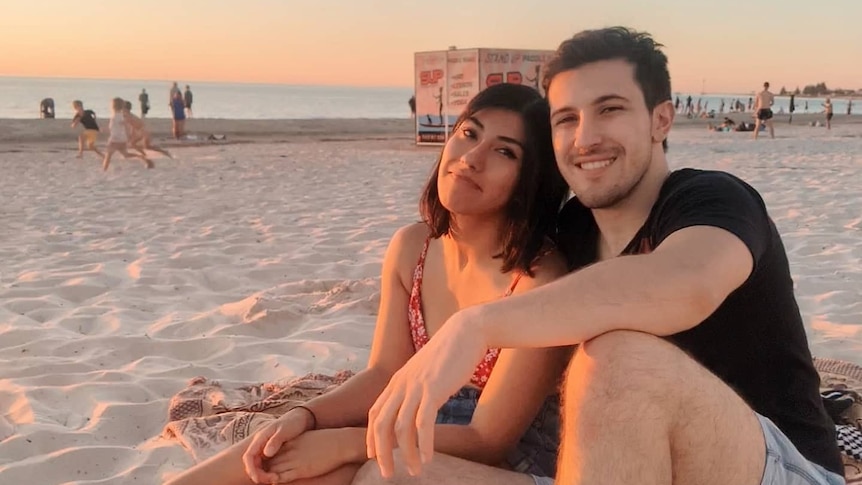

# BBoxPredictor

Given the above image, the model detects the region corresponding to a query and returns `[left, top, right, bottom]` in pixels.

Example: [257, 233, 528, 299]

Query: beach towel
[163, 360, 862, 482]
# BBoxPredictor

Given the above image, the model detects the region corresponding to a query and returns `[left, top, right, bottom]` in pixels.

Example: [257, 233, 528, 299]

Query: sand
[0, 118, 860, 483]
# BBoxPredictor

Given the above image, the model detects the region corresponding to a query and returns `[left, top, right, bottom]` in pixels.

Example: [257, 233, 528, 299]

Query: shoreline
[2, 113, 860, 153]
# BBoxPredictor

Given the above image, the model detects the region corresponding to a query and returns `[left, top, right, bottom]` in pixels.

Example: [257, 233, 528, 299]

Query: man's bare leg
[165, 437, 362, 485]
[351, 453, 535, 485]
[767, 120, 775, 139]
[753, 119, 762, 139]
[77, 133, 85, 158]
[557, 330, 765, 485]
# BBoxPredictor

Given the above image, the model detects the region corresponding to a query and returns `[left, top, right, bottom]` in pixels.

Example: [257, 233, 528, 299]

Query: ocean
[0, 76, 855, 120]
[0, 77, 414, 120]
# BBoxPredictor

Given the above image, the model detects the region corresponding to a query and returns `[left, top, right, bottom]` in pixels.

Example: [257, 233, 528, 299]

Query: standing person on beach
[171, 91, 186, 139]
[184, 85, 194, 118]
[789, 94, 796, 124]
[753, 81, 775, 139]
[139, 89, 150, 118]
[70, 100, 104, 159]
[847, 99, 853, 115]
[362, 26, 844, 485]
[823, 98, 834, 130]
[102, 97, 153, 171]
[164, 83, 572, 485]
[169, 82, 180, 106]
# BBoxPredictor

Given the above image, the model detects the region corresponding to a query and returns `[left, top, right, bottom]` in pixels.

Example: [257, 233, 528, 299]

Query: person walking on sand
[753, 81, 775, 139]
[102, 97, 153, 171]
[70, 100, 105, 160]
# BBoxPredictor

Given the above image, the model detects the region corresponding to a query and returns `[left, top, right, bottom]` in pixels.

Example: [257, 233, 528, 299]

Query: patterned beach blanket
[163, 361, 862, 482]
[815, 358, 862, 484]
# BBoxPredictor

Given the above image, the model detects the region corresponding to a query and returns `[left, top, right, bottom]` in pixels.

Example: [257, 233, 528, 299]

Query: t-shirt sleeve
[653, 172, 771, 266]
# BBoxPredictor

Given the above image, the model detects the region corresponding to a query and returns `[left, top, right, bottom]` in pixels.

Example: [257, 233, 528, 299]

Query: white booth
[414, 47, 554, 145]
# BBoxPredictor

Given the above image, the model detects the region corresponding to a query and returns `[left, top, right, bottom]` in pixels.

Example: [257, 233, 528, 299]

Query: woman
[166, 83, 571, 485]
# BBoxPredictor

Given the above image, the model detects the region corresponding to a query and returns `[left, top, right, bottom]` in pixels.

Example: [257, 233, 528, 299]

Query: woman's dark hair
[542, 26, 672, 151]
[419, 83, 568, 276]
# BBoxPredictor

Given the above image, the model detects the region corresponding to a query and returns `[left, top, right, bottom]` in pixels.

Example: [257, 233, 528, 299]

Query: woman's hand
[264, 428, 362, 483]
[242, 407, 315, 484]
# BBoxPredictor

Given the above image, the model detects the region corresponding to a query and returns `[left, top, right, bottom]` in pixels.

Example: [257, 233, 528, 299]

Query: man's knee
[351, 460, 382, 485]
[564, 331, 685, 398]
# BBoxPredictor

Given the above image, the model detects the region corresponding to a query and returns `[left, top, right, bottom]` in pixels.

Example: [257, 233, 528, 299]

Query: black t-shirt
[73, 110, 99, 130]
[557, 168, 842, 475]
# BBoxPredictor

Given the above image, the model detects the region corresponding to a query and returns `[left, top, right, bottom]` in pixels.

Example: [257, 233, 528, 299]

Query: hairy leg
[351, 453, 534, 485]
[557, 330, 765, 485]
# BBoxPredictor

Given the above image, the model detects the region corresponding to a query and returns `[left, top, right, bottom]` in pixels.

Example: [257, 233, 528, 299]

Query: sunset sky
[2, 0, 860, 94]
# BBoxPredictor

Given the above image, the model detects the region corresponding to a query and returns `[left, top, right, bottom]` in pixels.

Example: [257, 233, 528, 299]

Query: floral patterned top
[407, 237, 526, 389]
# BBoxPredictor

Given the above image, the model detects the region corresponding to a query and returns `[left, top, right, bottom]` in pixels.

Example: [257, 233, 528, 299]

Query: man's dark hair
[420, 83, 568, 276]
[542, 26, 672, 151]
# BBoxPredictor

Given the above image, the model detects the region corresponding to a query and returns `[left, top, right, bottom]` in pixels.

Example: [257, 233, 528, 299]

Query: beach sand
[0, 118, 860, 483]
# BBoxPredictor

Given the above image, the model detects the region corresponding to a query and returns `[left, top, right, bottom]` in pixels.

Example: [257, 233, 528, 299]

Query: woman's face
[437, 108, 525, 218]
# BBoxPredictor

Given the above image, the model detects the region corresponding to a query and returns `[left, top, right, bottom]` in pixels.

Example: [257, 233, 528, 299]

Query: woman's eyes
[496, 148, 517, 159]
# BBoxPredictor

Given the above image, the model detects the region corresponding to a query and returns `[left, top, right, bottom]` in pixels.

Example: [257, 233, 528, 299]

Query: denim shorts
[526, 414, 846, 485]
[436, 387, 560, 478]
[758, 414, 845, 485]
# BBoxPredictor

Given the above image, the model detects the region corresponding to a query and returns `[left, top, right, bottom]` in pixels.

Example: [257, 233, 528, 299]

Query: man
[139, 88, 150, 118]
[753, 81, 775, 139]
[184, 85, 194, 118]
[360, 27, 844, 485]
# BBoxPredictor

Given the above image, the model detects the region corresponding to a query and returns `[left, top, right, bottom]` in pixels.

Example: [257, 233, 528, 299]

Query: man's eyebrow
[550, 94, 632, 118]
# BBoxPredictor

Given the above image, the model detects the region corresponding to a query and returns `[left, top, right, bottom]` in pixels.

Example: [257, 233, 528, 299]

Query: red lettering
[506, 71, 523, 84]
[485, 73, 503, 87]
[420, 69, 444, 86]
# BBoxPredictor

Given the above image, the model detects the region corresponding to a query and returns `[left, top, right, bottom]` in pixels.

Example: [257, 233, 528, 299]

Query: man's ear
[652, 100, 675, 144]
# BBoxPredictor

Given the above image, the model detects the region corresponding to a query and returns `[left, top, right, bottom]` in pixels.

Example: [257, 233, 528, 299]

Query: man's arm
[476, 225, 753, 349]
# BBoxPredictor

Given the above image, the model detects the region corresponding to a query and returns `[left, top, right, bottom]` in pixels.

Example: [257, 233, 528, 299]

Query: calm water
[0, 77, 414, 120]
[0, 77, 855, 120]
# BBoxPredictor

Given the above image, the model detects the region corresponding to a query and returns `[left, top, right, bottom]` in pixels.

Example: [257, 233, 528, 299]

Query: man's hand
[365, 308, 488, 478]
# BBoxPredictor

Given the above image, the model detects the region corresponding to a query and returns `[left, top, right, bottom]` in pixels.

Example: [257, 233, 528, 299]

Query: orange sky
[3, 0, 860, 93]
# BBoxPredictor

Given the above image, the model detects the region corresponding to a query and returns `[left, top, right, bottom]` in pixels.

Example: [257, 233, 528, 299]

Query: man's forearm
[478, 253, 717, 349]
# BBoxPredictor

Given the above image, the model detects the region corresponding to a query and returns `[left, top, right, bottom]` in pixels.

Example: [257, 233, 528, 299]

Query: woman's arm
[334, 251, 572, 466]
[242, 224, 424, 484]
[300, 224, 422, 429]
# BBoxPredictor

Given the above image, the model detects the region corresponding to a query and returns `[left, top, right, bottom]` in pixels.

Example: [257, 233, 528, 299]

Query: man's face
[548, 59, 662, 209]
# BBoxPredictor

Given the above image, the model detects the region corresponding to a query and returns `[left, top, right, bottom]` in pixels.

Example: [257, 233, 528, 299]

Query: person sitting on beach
[753, 81, 775, 139]
[102, 97, 153, 171]
[70, 100, 104, 160]
[164, 83, 572, 485]
[362, 27, 844, 485]
[122, 100, 173, 159]
[708, 116, 736, 132]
